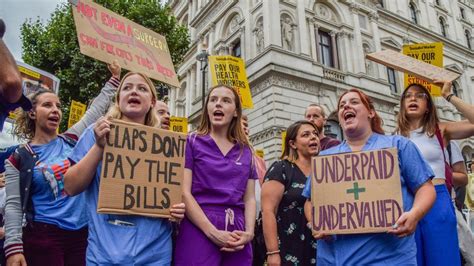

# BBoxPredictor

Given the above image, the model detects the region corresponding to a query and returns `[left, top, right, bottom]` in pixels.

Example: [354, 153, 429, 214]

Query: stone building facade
[168, 0, 474, 164]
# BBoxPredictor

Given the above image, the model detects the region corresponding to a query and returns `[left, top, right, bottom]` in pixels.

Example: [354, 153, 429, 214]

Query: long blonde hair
[196, 85, 250, 147]
[106, 72, 159, 127]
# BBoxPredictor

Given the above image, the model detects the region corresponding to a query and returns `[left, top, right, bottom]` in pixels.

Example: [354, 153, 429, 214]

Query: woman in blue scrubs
[302, 88, 436, 265]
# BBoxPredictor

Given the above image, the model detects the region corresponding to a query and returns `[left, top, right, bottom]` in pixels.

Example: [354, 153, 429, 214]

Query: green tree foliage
[21, 1, 190, 132]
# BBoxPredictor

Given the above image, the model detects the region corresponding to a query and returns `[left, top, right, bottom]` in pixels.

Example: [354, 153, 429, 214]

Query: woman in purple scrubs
[174, 85, 257, 266]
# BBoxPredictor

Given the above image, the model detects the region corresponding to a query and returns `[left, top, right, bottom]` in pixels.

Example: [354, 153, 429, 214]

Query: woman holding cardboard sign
[302, 89, 436, 265]
[4, 61, 121, 266]
[174, 84, 257, 266]
[395, 80, 474, 266]
[64, 72, 185, 265]
[260, 120, 319, 266]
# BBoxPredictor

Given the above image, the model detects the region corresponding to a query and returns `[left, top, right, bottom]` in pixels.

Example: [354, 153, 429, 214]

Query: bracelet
[446, 93, 455, 102]
[266, 250, 280, 255]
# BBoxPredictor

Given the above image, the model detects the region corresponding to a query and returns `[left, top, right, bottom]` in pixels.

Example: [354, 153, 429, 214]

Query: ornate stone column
[296, 0, 310, 55]
[263, 0, 281, 46]
[369, 12, 384, 78]
[350, 3, 364, 73]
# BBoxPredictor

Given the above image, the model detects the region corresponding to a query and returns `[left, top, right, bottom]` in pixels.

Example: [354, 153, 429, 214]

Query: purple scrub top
[185, 134, 257, 209]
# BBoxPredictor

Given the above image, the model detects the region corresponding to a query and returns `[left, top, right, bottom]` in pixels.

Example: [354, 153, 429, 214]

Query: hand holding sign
[433, 79, 453, 99]
[169, 202, 185, 222]
[108, 59, 121, 79]
[94, 116, 111, 149]
[387, 209, 419, 238]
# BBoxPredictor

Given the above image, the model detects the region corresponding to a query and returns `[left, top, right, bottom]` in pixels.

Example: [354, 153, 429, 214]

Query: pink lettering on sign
[79, 33, 98, 48]
[76, 2, 98, 20]
[100, 12, 126, 34]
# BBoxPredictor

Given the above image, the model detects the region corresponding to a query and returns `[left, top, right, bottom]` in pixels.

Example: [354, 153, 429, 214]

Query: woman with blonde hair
[64, 72, 185, 265]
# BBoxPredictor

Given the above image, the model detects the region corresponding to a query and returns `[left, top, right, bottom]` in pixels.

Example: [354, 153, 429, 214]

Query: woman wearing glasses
[395, 80, 474, 266]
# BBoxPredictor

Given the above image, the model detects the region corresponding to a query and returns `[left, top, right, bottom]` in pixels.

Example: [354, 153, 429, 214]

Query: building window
[460, 7, 465, 19]
[377, 0, 384, 8]
[439, 17, 447, 37]
[409, 3, 418, 24]
[231, 40, 241, 57]
[435, 0, 441, 6]
[318, 31, 334, 68]
[466, 30, 472, 49]
[387, 67, 397, 93]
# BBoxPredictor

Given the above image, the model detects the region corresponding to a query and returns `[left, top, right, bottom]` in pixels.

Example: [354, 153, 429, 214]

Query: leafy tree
[21, 0, 190, 132]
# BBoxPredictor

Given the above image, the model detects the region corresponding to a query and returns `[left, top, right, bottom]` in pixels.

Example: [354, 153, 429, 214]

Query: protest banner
[72, 0, 179, 87]
[366, 49, 460, 88]
[208, 55, 253, 109]
[170, 116, 188, 134]
[310, 148, 403, 234]
[256, 149, 264, 159]
[67, 100, 87, 128]
[403, 42, 443, 96]
[7, 61, 61, 121]
[98, 119, 186, 218]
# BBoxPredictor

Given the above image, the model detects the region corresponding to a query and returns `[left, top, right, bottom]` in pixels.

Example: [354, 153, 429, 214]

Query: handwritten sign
[366, 49, 460, 87]
[403, 42, 444, 96]
[98, 119, 186, 218]
[170, 116, 188, 133]
[72, 0, 179, 87]
[310, 148, 403, 234]
[209, 55, 253, 109]
[67, 100, 87, 128]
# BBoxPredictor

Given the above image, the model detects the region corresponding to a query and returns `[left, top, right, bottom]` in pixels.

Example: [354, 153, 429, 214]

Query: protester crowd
[1, 17, 474, 266]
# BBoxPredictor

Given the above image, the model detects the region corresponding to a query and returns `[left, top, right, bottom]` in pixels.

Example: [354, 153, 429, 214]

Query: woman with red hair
[302, 88, 436, 265]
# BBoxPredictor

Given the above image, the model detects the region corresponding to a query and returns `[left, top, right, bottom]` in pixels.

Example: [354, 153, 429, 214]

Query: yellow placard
[208, 55, 253, 109]
[67, 100, 87, 128]
[281, 130, 286, 156]
[403, 42, 443, 96]
[255, 149, 264, 158]
[169, 116, 188, 134]
[18, 65, 41, 79]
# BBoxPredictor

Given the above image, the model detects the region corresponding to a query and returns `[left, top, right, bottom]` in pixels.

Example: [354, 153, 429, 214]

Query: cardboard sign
[209, 55, 253, 109]
[310, 148, 403, 234]
[403, 42, 444, 96]
[366, 49, 460, 86]
[169, 116, 188, 133]
[67, 100, 87, 128]
[98, 119, 186, 218]
[72, 0, 179, 87]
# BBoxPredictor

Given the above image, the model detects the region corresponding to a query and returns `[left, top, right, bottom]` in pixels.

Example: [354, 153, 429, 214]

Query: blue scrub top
[302, 133, 433, 265]
[69, 125, 172, 265]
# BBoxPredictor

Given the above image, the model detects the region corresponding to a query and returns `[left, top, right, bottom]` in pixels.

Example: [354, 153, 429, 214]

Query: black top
[264, 160, 316, 266]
